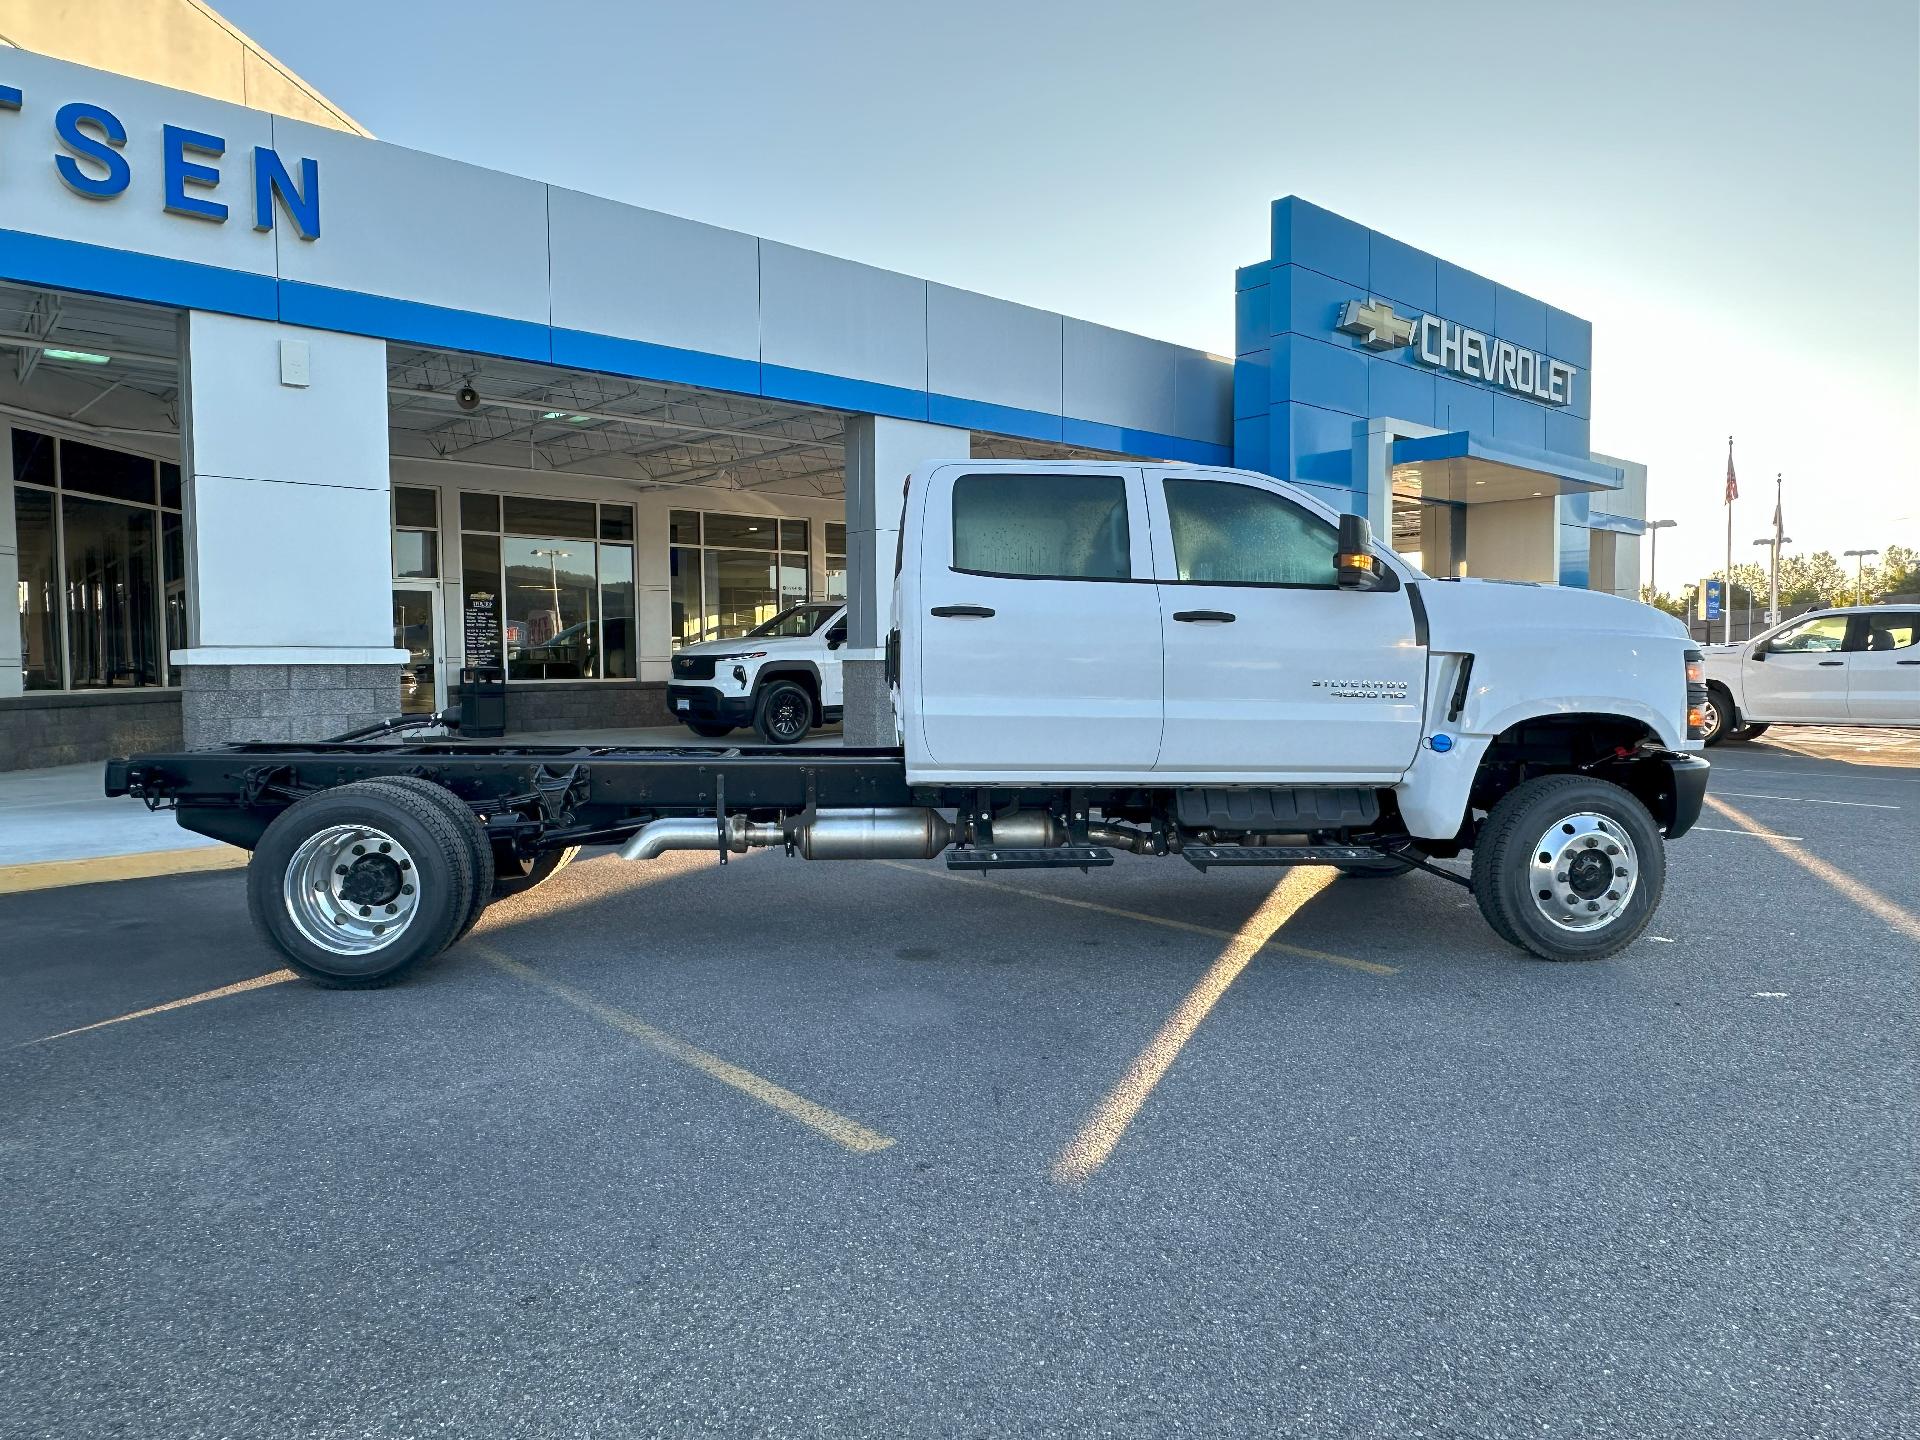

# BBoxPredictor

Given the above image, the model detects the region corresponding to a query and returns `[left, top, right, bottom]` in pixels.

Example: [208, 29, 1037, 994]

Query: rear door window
[1848, 612, 1920, 652]
[950, 472, 1131, 580]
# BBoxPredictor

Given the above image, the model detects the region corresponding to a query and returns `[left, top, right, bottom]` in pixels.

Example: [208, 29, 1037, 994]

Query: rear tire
[492, 844, 582, 900]
[686, 721, 734, 739]
[247, 780, 476, 988]
[1471, 774, 1665, 962]
[754, 680, 814, 745]
[361, 776, 494, 941]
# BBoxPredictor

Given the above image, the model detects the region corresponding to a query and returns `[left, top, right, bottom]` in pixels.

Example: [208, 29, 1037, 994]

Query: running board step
[1182, 844, 1390, 871]
[947, 845, 1115, 872]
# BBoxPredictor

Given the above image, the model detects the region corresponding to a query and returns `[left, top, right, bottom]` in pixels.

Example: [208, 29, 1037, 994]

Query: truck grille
[673, 655, 716, 680]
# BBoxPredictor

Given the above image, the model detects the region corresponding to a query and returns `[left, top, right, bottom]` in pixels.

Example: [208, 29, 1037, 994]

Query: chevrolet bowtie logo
[1335, 298, 1417, 351]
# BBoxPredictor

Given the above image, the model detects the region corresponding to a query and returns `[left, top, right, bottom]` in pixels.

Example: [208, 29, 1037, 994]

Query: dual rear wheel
[247, 779, 577, 988]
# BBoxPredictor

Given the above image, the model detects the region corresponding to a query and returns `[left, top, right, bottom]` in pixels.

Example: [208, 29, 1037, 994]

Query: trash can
[459, 665, 507, 738]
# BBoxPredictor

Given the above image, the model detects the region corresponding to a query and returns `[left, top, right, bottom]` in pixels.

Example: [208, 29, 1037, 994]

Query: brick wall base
[180, 664, 399, 748]
[0, 690, 184, 771]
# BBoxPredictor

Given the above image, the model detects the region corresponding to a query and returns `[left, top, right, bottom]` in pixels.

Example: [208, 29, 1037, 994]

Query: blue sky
[218, 0, 1919, 585]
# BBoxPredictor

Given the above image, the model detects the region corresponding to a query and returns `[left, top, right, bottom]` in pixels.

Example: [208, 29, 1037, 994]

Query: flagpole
[1724, 436, 1734, 644]
[1770, 473, 1782, 628]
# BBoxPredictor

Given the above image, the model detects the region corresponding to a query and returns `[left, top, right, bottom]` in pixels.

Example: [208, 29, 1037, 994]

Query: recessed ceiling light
[1474, 479, 1487, 486]
[567, 414, 593, 424]
[44, 348, 111, 364]
[540, 411, 566, 420]
[1532, 491, 1543, 497]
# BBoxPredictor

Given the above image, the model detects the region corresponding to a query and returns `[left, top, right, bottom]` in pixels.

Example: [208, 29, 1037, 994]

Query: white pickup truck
[107, 459, 1710, 987]
[1698, 605, 1920, 744]
[667, 602, 847, 744]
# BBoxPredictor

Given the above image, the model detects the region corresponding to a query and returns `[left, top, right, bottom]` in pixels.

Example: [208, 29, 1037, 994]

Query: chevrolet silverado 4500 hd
[105, 460, 1710, 987]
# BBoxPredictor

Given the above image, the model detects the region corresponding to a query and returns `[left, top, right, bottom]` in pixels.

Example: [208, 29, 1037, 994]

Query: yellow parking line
[0, 846, 246, 895]
[23, 969, 295, 1046]
[878, 860, 1397, 975]
[475, 943, 897, 1155]
[1053, 868, 1337, 1183]
[1703, 796, 1920, 942]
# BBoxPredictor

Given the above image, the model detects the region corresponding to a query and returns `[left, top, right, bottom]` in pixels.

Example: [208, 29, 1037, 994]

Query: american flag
[1725, 442, 1738, 505]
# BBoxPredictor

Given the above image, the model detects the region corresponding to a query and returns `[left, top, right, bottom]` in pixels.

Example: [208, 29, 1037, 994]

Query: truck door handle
[1899, 660, 1919, 666]
[1818, 660, 1843, 667]
[930, 604, 994, 619]
[1173, 610, 1236, 623]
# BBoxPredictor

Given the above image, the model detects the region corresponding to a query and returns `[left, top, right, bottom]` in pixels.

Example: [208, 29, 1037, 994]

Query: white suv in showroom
[1699, 604, 1920, 743]
[667, 603, 847, 744]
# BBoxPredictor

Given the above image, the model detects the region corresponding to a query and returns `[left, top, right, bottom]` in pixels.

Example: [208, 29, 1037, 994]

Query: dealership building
[0, 27, 1646, 770]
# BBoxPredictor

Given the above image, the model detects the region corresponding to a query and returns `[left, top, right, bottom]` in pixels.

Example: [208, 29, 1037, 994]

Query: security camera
[456, 385, 480, 411]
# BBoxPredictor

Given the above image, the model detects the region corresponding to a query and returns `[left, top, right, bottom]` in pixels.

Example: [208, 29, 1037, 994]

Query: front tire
[1729, 722, 1770, 742]
[1471, 774, 1665, 962]
[1701, 684, 1737, 746]
[247, 781, 477, 988]
[754, 680, 814, 745]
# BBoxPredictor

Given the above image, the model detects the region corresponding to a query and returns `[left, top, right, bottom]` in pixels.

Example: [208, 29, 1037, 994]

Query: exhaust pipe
[619, 807, 952, 863]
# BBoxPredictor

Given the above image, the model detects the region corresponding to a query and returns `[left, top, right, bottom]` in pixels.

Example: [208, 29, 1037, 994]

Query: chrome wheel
[1527, 812, 1639, 933]
[282, 823, 420, 956]
[1700, 694, 1722, 739]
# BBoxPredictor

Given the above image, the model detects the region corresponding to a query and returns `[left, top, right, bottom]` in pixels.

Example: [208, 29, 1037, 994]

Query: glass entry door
[392, 587, 443, 715]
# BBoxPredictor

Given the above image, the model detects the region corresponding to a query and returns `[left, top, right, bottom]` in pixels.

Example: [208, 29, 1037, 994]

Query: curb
[0, 847, 248, 896]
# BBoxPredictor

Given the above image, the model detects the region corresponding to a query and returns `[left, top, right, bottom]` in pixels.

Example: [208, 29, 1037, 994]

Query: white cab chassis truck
[106, 461, 1710, 988]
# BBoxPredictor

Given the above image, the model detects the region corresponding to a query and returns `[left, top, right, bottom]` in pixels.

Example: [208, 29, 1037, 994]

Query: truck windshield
[749, 604, 839, 639]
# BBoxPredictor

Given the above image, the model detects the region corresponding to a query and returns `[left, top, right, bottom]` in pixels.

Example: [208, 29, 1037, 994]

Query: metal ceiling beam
[389, 386, 844, 454]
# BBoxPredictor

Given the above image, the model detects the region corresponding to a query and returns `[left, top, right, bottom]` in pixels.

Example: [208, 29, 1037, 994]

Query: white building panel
[1062, 318, 1180, 435]
[926, 284, 1062, 417]
[267, 117, 550, 325]
[547, 188, 760, 361]
[0, 50, 278, 280]
[759, 242, 926, 393]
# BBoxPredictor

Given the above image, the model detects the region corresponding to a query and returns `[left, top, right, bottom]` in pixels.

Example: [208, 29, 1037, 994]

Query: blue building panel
[1558, 525, 1590, 589]
[1368, 231, 1437, 313]
[1367, 358, 1435, 428]
[1433, 375, 1495, 436]
[1544, 408, 1590, 457]
[1545, 305, 1592, 369]
[1234, 415, 1270, 476]
[1270, 197, 1368, 287]
[1275, 333, 1368, 416]
[1281, 402, 1361, 489]
[1235, 280, 1271, 355]
[1234, 347, 1270, 420]
[1274, 262, 1352, 343]
[1435, 259, 1498, 335]
[1493, 285, 1548, 354]
[1492, 392, 1548, 450]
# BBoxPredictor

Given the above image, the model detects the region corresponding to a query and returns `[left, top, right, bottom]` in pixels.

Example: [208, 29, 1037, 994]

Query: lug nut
[359, 905, 371, 917]
[1606, 890, 1619, 900]
[1615, 867, 1628, 878]
[401, 884, 414, 895]
[1586, 901, 1600, 911]
[384, 904, 397, 915]
[335, 865, 348, 876]
[1605, 844, 1619, 855]
[379, 842, 391, 854]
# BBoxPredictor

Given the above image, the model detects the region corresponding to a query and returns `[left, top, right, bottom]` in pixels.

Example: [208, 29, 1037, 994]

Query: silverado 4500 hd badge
[1312, 679, 1411, 699]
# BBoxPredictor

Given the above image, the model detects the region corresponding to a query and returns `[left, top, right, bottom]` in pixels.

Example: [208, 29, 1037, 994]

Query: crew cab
[1698, 605, 1920, 744]
[105, 460, 1710, 989]
[667, 602, 847, 744]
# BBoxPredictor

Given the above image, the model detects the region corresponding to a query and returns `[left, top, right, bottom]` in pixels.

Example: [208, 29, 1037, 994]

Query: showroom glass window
[10, 428, 183, 691]
[668, 510, 810, 645]
[457, 492, 635, 680]
[825, 522, 847, 602]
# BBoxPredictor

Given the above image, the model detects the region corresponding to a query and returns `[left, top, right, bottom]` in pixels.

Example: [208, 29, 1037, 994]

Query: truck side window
[1768, 615, 1849, 653]
[1163, 479, 1339, 587]
[951, 473, 1131, 580]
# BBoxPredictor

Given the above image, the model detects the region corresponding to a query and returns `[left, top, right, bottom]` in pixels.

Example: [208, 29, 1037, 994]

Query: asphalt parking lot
[3, 729, 1916, 1439]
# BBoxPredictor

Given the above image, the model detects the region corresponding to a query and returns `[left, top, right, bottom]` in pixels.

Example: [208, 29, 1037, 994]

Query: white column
[1464, 497, 1559, 583]
[173, 312, 406, 743]
[840, 415, 969, 743]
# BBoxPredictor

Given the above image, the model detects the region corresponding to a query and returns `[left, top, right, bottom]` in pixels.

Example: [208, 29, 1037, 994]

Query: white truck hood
[676, 633, 818, 659]
[1419, 578, 1689, 649]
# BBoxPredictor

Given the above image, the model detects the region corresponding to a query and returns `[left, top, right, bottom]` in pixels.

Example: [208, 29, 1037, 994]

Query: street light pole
[1753, 535, 1791, 631]
[1843, 548, 1880, 606]
[1644, 519, 1677, 599]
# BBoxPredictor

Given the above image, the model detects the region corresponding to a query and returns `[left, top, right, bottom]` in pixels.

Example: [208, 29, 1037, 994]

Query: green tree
[1640, 586, 1688, 619]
